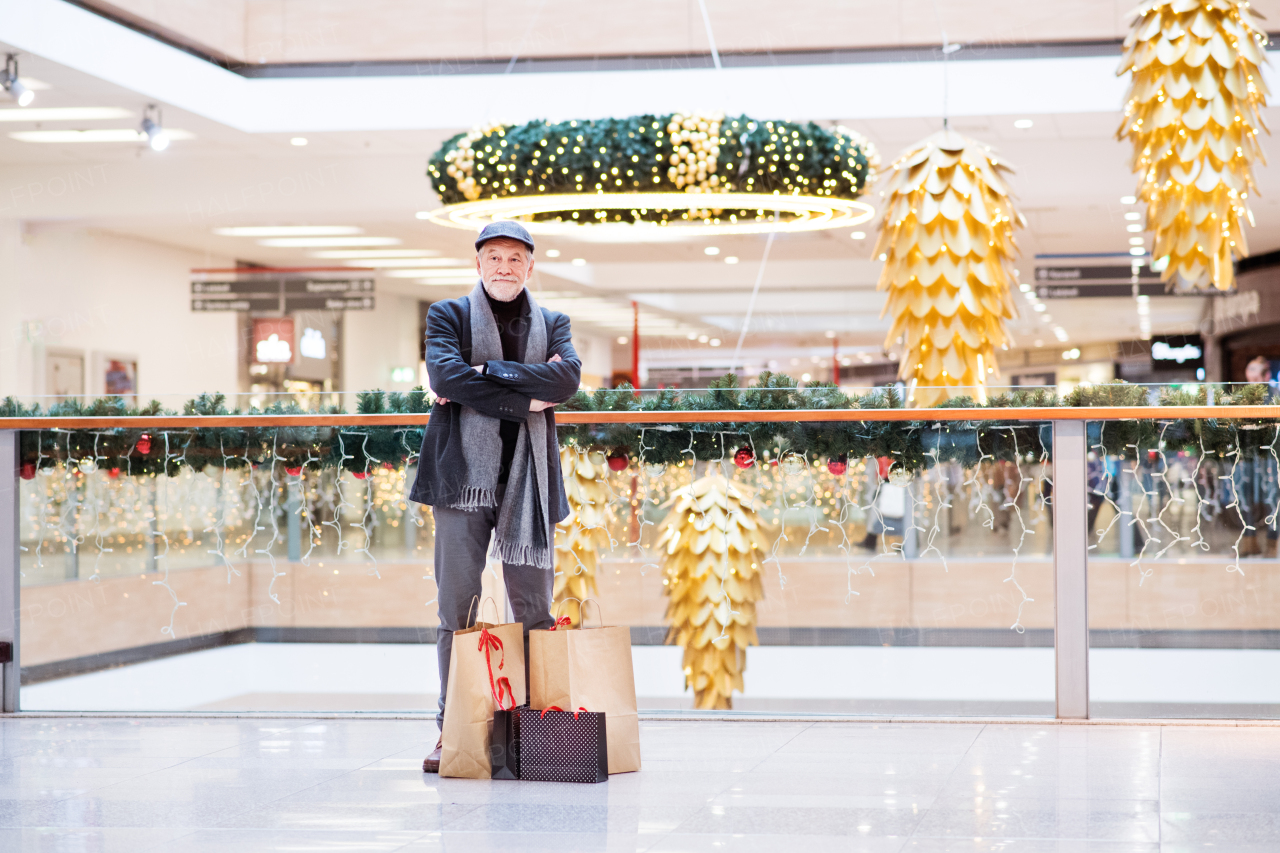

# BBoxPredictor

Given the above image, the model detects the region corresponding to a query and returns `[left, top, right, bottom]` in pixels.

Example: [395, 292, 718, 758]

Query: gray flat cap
[475, 220, 535, 253]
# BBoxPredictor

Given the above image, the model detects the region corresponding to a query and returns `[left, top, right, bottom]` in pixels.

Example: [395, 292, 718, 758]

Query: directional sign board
[190, 273, 375, 313]
[1032, 265, 1184, 299]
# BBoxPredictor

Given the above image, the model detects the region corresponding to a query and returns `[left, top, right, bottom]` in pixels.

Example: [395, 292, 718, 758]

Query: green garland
[426, 113, 876, 226]
[5, 378, 1277, 478]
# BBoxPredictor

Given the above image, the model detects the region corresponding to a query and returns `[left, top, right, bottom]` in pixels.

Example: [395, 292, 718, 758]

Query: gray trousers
[432, 500, 554, 729]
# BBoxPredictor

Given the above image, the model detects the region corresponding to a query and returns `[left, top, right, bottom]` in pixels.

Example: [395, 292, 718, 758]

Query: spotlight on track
[2, 55, 33, 107]
[140, 104, 169, 151]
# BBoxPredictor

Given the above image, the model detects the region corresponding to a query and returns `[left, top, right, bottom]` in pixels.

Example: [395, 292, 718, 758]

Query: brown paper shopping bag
[439, 598, 526, 779]
[530, 600, 640, 774]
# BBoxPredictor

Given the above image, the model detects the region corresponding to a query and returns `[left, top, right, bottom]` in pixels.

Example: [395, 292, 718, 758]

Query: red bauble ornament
[827, 455, 848, 476]
[733, 446, 755, 469]
[19, 463, 35, 480]
[607, 451, 629, 472]
[286, 466, 303, 477]
[109, 467, 120, 479]
[352, 471, 368, 480]
[382, 461, 394, 470]
[135, 434, 152, 456]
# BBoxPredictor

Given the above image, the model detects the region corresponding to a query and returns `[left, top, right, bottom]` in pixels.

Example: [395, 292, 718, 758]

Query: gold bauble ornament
[874, 130, 1023, 408]
[657, 474, 768, 710]
[553, 446, 612, 626]
[1117, 0, 1269, 292]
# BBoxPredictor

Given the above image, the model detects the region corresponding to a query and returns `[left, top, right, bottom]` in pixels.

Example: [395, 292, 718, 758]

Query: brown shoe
[423, 739, 443, 773]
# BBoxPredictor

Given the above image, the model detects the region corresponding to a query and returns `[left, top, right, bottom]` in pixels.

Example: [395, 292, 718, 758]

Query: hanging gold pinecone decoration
[1117, 1, 1269, 292]
[657, 474, 767, 710]
[874, 130, 1023, 408]
[553, 446, 613, 626]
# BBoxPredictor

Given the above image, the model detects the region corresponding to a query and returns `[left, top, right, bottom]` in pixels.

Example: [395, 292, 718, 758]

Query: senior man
[411, 221, 581, 773]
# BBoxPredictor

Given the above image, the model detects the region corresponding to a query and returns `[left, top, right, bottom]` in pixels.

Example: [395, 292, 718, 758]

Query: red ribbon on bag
[547, 616, 573, 631]
[478, 629, 515, 710]
[539, 705, 590, 720]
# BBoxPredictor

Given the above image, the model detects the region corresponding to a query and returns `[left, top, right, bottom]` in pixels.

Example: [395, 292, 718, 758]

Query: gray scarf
[451, 281, 554, 569]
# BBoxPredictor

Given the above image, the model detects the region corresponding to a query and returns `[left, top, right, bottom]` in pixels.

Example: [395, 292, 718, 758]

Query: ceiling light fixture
[704, 246, 720, 256]
[140, 104, 168, 151]
[216, 226, 363, 238]
[1124, 212, 1141, 221]
[2, 55, 33, 107]
[1121, 195, 1137, 204]
[1129, 247, 1146, 255]
[571, 258, 587, 266]
[257, 236, 401, 248]
[310, 249, 440, 259]
[850, 231, 866, 240]
[1013, 119, 1033, 129]
[341, 257, 466, 268]
[724, 256, 738, 264]
[1129, 237, 1145, 245]
[0, 107, 131, 122]
[1127, 224, 1143, 233]
[290, 137, 308, 146]
[545, 249, 561, 257]
[9, 128, 194, 144]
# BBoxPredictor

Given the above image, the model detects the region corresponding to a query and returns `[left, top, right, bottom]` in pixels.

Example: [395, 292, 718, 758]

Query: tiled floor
[0, 717, 1276, 851]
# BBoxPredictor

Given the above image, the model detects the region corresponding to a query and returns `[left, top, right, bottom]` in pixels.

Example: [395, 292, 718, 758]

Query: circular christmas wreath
[425, 112, 878, 235]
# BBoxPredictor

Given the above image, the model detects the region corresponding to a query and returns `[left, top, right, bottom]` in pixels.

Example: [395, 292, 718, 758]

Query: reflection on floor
[20, 642, 1280, 718]
[1, 717, 1277, 851]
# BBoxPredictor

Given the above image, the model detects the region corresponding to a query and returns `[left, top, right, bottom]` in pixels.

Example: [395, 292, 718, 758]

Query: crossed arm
[427, 305, 582, 417]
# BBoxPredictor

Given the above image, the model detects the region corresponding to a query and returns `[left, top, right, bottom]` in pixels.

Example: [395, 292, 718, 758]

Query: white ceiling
[0, 0, 1265, 367]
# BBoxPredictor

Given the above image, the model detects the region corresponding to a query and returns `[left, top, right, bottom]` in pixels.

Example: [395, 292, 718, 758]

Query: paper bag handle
[464, 595, 503, 629]
[580, 598, 607, 628]
[551, 597, 583, 626]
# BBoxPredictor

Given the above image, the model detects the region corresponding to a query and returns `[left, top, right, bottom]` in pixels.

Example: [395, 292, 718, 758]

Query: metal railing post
[0, 431, 18, 712]
[1051, 419, 1089, 719]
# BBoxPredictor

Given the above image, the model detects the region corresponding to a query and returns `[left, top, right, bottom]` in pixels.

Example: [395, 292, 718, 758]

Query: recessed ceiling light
[571, 258, 587, 266]
[545, 249, 561, 257]
[387, 267, 474, 278]
[1014, 119, 1034, 129]
[257, 236, 401, 247]
[341, 258, 466, 268]
[216, 226, 363, 237]
[1129, 247, 1146, 255]
[1129, 237, 1145, 245]
[290, 137, 308, 146]
[709, 338, 722, 347]
[1019, 283, 1031, 292]
[1126, 224, 1143, 233]
[850, 231, 867, 240]
[617, 336, 628, 345]
[1121, 195, 1137, 204]
[724, 256, 739, 264]
[9, 128, 193, 143]
[1034, 303, 1047, 312]
[310, 249, 440, 259]
[0, 107, 132, 122]
[1124, 212, 1141, 221]
[698, 335, 709, 343]
[704, 246, 720, 255]
[687, 333, 699, 340]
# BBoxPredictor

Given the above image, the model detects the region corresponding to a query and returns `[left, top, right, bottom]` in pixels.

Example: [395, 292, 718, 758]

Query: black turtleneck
[485, 288, 528, 484]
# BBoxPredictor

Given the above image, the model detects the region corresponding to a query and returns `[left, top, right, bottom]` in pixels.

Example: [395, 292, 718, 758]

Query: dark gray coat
[409, 293, 580, 522]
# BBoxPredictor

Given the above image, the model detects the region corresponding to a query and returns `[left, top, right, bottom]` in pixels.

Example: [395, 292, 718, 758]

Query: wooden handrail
[0, 405, 1275, 429]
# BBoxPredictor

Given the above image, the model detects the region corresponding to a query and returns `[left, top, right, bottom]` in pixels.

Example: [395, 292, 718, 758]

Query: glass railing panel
[16, 416, 1056, 716]
[1086, 417, 1280, 718]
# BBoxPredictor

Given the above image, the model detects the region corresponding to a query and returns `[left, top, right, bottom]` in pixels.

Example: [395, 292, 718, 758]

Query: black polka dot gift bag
[515, 706, 608, 784]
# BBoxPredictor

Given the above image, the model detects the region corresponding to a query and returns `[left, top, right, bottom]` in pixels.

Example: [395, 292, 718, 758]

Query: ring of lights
[425, 191, 875, 237]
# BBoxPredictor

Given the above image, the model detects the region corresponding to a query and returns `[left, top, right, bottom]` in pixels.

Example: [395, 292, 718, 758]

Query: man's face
[477, 237, 534, 301]
[1247, 360, 1269, 383]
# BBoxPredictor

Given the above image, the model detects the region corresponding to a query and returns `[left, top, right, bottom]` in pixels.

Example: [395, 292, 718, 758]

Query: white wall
[0, 220, 238, 407]
[572, 329, 614, 390]
[342, 291, 421, 407]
